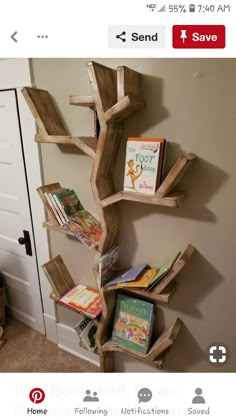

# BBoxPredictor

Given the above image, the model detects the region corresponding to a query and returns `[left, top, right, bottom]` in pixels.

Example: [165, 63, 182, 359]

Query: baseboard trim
[57, 323, 100, 367]
[44, 313, 57, 343]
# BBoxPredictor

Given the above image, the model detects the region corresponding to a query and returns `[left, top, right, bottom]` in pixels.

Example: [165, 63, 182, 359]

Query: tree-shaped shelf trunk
[22, 61, 197, 373]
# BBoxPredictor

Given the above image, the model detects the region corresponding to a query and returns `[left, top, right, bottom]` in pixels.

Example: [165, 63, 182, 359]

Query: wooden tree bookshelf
[22, 61, 196, 372]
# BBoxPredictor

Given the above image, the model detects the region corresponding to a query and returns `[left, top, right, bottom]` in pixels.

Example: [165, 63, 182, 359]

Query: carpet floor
[0, 318, 99, 373]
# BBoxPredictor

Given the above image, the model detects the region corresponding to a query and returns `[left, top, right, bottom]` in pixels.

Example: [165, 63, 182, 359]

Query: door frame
[0, 59, 57, 342]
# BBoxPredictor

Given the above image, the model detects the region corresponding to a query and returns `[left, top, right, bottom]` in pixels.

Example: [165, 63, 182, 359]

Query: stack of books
[43, 186, 102, 249]
[103, 251, 181, 292]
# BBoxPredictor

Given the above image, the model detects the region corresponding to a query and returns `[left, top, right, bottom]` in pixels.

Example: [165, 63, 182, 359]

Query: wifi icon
[158, 5, 166, 13]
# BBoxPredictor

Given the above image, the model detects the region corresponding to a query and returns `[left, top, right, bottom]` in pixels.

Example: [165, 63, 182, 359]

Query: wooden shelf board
[102, 340, 163, 369]
[101, 191, 186, 208]
[103, 281, 177, 304]
[36, 135, 96, 159]
[102, 318, 181, 369]
[43, 221, 99, 248]
[70, 95, 95, 109]
[105, 95, 146, 123]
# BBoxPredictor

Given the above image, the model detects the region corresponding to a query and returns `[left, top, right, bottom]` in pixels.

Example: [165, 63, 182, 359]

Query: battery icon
[189, 4, 196, 12]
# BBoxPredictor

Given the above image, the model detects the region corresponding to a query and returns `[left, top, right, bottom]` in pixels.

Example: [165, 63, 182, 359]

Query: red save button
[173, 25, 225, 48]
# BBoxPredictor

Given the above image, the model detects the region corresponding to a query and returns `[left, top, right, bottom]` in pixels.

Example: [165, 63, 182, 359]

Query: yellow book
[118, 269, 157, 288]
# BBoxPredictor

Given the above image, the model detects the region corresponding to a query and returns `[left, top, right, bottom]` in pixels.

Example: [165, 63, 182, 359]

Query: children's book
[53, 189, 84, 218]
[70, 210, 102, 244]
[74, 316, 91, 336]
[106, 264, 147, 287]
[98, 245, 120, 289]
[57, 284, 102, 319]
[49, 187, 102, 249]
[112, 294, 155, 354]
[146, 252, 181, 291]
[117, 268, 157, 288]
[79, 320, 97, 352]
[124, 138, 166, 195]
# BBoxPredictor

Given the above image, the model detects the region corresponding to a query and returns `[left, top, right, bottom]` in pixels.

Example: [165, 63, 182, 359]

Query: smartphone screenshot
[0, 0, 235, 418]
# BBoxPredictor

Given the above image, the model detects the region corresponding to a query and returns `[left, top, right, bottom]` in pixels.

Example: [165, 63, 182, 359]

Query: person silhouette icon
[83, 390, 93, 402]
[192, 388, 205, 404]
[83, 390, 100, 402]
[92, 391, 99, 402]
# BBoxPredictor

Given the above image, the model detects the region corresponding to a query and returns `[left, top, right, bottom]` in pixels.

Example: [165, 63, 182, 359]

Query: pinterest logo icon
[29, 388, 45, 404]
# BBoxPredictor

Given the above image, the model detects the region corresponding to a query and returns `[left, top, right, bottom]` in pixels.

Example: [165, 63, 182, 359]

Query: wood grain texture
[70, 95, 95, 109]
[22, 63, 197, 373]
[22, 87, 67, 136]
[156, 153, 197, 198]
[42, 255, 75, 300]
[35, 135, 96, 159]
[101, 190, 186, 208]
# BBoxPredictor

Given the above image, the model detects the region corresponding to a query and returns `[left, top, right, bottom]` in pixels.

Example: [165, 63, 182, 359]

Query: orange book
[118, 269, 157, 288]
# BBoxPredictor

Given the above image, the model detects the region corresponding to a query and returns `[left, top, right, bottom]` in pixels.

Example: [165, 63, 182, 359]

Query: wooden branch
[22, 87, 67, 136]
[101, 191, 186, 208]
[151, 244, 195, 295]
[35, 135, 96, 159]
[42, 255, 75, 300]
[156, 153, 197, 198]
[70, 95, 95, 109]
[37, 183, 62, 223]
[103, 281, 177, 304]
[147, 318, 182, 361]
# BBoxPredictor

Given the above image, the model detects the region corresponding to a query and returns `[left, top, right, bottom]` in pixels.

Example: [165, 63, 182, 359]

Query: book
[117, 268, 157, 288]
[112, 294, 155, 354]
[146, 252, 181, 291]
[53, 189, 84, 219]
[124, 137, 166, 195]
[57, 284, 102, 319]
[70, 210, 102, 244]
[74, 316, 91, 336]
[106, 264, 147, 287]
[50, 187, 102, 249]
[44, 191, 64, 225]
[80, 320, 97, 352]
[64, 220, 98, 250]
[98, 245, 120, 289]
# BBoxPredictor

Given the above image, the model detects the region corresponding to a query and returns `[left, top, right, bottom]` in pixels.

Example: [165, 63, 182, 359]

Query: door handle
[18, 230, 32, 256]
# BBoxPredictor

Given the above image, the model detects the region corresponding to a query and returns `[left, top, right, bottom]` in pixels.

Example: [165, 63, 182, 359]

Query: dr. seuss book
[124, 138, 166, 195]
[112, 294, 155, 353]
[98, 245, 120, 289]
[57, 284, 102, 319]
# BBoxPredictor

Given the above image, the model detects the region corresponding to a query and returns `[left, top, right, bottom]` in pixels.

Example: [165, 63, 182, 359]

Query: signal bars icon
[158, 5, 166, 13]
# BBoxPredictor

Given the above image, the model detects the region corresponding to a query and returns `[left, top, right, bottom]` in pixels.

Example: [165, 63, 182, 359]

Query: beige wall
[32, 58, 236, 372]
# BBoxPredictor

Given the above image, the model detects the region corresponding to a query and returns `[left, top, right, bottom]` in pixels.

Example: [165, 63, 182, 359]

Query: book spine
[156, 140, 166, 188]
[44, 192, 63, 225]
[51, 193, 69, 223]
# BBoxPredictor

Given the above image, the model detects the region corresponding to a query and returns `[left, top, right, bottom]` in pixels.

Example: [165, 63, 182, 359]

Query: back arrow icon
[11, 31, 18, 42]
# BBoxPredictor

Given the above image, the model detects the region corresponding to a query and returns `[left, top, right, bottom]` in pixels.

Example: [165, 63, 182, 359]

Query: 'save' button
[173, 25, 225, 49]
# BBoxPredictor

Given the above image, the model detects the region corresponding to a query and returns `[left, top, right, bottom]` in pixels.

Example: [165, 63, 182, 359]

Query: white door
[0, 89, 45, 334]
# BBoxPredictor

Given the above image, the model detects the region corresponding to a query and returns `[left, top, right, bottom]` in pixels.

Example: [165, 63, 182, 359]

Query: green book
[145, 252, 181, 291]
[54, 189, 84, 218]
[112, 294, 155, 354]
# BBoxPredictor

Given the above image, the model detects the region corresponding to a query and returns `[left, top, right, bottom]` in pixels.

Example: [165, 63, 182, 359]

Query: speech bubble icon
[138, 388, 152, 403]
